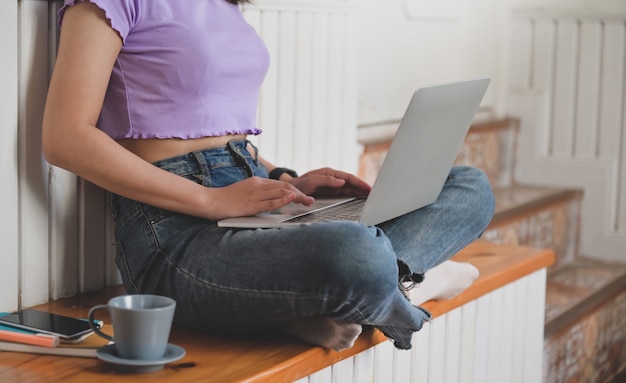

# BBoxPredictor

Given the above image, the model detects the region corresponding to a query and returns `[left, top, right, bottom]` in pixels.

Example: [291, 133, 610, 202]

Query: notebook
[218, 78, 490, 228]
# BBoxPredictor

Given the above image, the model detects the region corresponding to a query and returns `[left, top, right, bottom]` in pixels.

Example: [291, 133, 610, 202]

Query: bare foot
[285, 317, 363, 351]
[407, 260, 479, 306]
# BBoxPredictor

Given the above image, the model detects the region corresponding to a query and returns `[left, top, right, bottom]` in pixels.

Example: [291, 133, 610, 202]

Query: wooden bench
[0, 241, 554, 383]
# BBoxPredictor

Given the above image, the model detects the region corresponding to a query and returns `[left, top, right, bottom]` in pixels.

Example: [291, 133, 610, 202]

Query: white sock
[407, 260, 479, 306]
[285, 317, 363, 352]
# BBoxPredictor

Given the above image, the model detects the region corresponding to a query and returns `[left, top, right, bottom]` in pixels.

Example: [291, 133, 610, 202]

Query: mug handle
[88, 305, 114, 342]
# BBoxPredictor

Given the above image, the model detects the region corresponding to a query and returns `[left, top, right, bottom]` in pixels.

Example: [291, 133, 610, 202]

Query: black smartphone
[0, 309, 94, 340]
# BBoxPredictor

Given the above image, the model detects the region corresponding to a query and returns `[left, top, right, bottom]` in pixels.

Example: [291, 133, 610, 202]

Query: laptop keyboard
[282, 198, 366, 224]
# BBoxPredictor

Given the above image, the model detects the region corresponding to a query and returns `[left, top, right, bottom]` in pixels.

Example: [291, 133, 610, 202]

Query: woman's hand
[207, 176, 315, 220]
[286, 168, 371, 197]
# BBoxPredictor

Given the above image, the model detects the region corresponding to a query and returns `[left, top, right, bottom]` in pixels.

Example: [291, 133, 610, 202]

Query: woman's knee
[302, 223, 400, 295]
[450, 165, 495, 227]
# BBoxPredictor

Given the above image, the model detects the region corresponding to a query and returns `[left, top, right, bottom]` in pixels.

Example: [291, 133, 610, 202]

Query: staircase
[358, 117, 626, 383]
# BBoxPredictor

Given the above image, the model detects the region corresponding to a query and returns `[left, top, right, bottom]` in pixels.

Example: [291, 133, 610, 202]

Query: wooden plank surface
[0, 241, 554, 383]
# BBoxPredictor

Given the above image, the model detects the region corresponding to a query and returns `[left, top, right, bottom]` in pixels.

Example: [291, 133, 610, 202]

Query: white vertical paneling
[510, 272, 527, 383]
[353, 347, 375, 382]
[458, 300, 477, 382]
[485, 287, 505, 383]
[427, 317, 446, 383]
[410, 320, 431, 383]
[598, 22, 625, 159]
[498, 281, 516, 382]
[47, 0, 80, 300]
[324, 13, 347, 169]
[551, 19, 579, 158]
[471, 295, 490, 382]
[292, 12, 314, 172]
[575, 20, 602, 159]
[443, 308, 462, 383]
[598, 22, 626, 233]
[532, 20, 556, 157]
[48, 166, 79, 299]
[509, 10, 626, 260]
[499, 282, 516, 383]
[308, 365, 331, 383]
[394, 340, 412, 383]
[374, 338, 395, 381]
[339, 13, 359, 174]
[246, 1, 359, 174]
[509, 19, 533, 89]
[274, 12, 298, 166]
[309, 13, 330, 170]
[331, 357, 354, 383]
[0, 0, 19, 311]
[19, 0, 51, 307]
[532, 19, 556, 90]
[526, 270, 546, 383]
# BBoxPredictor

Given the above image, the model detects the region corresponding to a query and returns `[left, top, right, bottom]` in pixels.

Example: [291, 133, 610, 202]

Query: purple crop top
[59, 0, 270, 139]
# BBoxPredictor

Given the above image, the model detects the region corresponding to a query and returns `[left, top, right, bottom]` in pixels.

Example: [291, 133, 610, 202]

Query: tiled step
[483, 185, 583, 269]
[543, 258, 626, 383]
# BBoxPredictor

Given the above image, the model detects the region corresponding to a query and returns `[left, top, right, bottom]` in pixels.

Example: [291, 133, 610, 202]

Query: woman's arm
[43, 2, 311, 220]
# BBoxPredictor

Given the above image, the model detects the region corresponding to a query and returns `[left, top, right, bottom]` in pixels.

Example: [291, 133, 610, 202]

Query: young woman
[43, 0, 494, 351]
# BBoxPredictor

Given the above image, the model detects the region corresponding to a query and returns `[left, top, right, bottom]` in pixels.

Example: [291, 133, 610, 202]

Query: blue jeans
[110, 140, 494, 349]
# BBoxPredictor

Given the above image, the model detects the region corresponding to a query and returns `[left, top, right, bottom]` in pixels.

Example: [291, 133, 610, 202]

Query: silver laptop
[218, 78, 490, 228]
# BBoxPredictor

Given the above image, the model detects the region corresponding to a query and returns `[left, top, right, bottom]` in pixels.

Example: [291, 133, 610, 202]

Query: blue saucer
[96, 343, 186, 373]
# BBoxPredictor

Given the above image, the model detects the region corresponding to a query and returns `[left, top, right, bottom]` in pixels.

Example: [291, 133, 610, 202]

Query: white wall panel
[443, 308, 462, 383]
[245, 1, 360, 174]
[47, 0, 81, 300]
[410, 321, 431, 382]
[598, 22, 625, 160]
[575, 21, 602, 159]
[458, 301, 477, 381]
[18, 0, 52, 307]
[485, 288, 505, 383]
[551, 20, 578, 158]
[353, 346, 375, 382]
[427, 317, 446, 382]
[0, 0, 19, 312]
[510, 8, 626, 261]
[373, 336, 395, 381]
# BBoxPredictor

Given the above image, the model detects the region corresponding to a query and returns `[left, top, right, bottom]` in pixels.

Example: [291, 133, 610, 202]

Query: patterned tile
[483, 191, 581, 268]
[544, 290, 626, 383]
[545, 259, 626, 322]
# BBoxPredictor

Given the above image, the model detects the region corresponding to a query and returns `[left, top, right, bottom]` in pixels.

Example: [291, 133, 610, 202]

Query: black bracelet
[269, 167, 298, 180]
